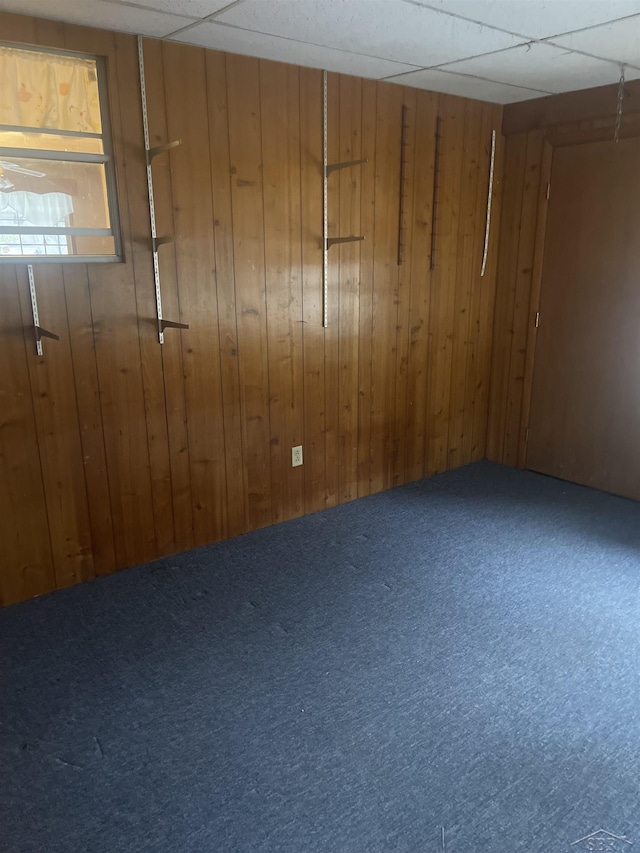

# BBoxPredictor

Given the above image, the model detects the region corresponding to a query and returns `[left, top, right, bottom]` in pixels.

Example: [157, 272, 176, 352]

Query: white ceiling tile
[2, 0, 637, 103]
[386, 66, 549, 102]
[109, 0, 234, 18]
[548, 15, 640, 67]
[214, 0, 523, 68]
[0, 0, 196, 36]
[441, 42, 626, 93]
[170, 20, 419, 77]
[420, 0, 640, 40]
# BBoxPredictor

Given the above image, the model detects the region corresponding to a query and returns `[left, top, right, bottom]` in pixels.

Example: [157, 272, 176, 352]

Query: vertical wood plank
[370, 82, 403, 493]
[17, 265, 95, 590]
[338, 74, 362, 503]
[0, 266, 56, 605]
[392, 88, 417, 488]
[356, 79, 377, 497]
[404, 90, 438, 484]
[426, 95, 465, 475]
[448, 100, 483, 470]
[300, 67, 326, 515]
[163, 40, 228, 546]
[206, 50, 247, 537]
[260, 59, 305, 522]
[324, 72, 341, 507]
[62, 264, 117, 576]
[226, 53, 273, 530]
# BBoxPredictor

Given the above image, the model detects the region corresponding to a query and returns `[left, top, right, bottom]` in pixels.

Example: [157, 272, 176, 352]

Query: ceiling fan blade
[0, 160, 46, 178]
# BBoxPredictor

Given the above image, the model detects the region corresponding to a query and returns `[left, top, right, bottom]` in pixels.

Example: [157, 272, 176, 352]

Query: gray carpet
[1, 460, 640, 852]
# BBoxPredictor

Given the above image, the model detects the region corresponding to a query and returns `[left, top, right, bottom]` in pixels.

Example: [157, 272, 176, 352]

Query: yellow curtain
[0, 46, 102, 134]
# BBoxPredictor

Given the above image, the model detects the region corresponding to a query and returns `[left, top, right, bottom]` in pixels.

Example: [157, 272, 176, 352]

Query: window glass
[0, 46, 102, 133]
[0, 44, 121, 262]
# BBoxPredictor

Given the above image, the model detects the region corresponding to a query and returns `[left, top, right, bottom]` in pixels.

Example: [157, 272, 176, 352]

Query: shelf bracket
[326, 235, 365, 249]
[151, 235, 174, 251]
[148, 139, 182, 161]
[28, 265, 58, 356]
[35, 326, 60, 342]
[160, 319, 189, 332]
[325, 157, 368, 177]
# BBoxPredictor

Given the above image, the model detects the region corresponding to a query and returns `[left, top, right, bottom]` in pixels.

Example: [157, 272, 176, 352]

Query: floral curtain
[0, 46, 101, 134]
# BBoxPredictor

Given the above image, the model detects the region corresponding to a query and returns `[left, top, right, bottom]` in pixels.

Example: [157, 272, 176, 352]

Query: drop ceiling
[2, 0, 640, 103]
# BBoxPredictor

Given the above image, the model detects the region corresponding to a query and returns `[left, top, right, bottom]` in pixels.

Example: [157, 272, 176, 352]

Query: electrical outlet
[292, 445, 303, 467]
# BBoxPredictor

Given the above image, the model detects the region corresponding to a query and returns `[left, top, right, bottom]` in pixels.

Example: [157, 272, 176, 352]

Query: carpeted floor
[1, 460, 640, 852]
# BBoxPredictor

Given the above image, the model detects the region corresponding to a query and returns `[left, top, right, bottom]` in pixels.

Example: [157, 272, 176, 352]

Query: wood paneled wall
[487, 80, 640, 467]
[0, 12, 503, 606]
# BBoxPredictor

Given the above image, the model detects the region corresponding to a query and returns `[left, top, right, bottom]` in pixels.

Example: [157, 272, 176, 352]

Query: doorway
[527, 136, 640, 500]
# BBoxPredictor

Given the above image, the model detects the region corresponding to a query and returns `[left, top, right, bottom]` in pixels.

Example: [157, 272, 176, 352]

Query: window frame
[0, 40, 123, 264]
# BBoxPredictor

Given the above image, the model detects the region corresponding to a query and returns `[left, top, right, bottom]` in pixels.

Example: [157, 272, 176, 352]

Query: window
[0, 43, 121, 262]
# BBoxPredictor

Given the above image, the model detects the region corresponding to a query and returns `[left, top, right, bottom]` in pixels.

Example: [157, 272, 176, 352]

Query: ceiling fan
[0, 160, 46, 190]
